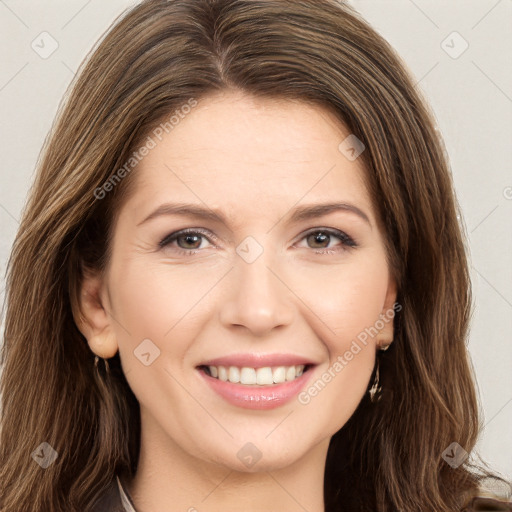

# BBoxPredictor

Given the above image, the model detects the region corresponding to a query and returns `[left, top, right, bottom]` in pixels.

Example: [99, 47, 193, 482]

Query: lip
[199, 353, 318, 368]
[197, 365, 316, 410]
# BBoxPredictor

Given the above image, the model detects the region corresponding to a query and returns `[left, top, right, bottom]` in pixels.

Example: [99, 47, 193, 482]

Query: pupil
[310, 232, 328, 248]
[180, 234, 200, 248]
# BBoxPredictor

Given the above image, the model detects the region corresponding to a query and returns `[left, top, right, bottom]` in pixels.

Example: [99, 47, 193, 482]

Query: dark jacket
[90, 475, 135, 512]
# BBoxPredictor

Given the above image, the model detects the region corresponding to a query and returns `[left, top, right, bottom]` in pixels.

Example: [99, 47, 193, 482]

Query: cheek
[107, 259, 213, 407]
[112, 263, 169, 335]
[107, 257, 229, 386]
[293, 256, 387, 428]
[110, 257, 215, 337]
[289, 251, 391, 351]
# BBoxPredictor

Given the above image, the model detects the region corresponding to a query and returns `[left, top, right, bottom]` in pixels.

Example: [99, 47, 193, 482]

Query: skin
[78, 90, 396, 512]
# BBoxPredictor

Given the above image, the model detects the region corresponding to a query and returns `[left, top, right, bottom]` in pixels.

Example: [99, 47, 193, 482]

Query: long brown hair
[1, 1, 510, 510]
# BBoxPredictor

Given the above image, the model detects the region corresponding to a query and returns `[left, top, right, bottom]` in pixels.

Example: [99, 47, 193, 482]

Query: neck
[127, 407, 328, 512]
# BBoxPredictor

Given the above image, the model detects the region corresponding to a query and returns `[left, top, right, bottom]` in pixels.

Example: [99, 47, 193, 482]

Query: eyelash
[158, 227, 357, 256]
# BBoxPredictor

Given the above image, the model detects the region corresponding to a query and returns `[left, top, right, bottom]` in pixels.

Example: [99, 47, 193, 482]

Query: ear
[377, 273, 398, 349]
[73, 269, 119, 359]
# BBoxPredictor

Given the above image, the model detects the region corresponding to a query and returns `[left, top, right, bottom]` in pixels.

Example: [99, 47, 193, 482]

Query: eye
[159, 227, 356, 256]
[296, 228, 357, 254]
[158, 228, 215, 255]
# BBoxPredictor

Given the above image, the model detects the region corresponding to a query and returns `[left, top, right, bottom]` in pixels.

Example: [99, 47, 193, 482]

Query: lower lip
[197, 367, 315, 410]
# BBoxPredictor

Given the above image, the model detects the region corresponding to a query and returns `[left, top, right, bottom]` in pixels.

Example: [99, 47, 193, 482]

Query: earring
[369, 357, 382, 403]
[369, 340, 392, 402]
[378, 341, 391, 351]
[94, 355, 111, 375]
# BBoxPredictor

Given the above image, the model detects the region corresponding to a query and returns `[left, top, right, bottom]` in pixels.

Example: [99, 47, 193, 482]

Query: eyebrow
[137, 201, 371, 228]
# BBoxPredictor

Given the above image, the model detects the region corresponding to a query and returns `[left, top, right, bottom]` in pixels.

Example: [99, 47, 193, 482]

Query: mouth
[197, 362, 316, 410]
[197, 363, 315, 386]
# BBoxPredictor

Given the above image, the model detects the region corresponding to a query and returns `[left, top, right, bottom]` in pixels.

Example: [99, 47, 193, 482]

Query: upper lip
[198, 354, 318, 368]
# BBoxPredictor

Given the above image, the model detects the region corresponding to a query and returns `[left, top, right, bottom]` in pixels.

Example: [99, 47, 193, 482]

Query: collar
[116, 475, 138, 512]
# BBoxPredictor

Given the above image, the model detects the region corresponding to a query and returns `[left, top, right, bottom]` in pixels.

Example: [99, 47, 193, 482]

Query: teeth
[272, 366, 286, 383]
[240, 367, 257, 384]
[256, 367, 273, 385]
[228, 366, 240, 383]
[218, 366, 228, 382]
[206, 365, 306, 385]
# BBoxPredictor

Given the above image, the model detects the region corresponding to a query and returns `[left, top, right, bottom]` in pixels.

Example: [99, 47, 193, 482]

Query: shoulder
[89, 477, 126, 512]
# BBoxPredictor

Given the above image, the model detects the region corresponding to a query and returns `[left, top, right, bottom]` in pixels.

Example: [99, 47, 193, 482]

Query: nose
[218, 250, 294, 337]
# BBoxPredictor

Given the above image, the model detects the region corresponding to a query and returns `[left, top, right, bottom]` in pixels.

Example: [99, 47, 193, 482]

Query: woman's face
[83, 90, 396, 472]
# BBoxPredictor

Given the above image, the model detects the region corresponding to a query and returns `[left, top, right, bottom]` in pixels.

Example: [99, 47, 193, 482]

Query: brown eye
[298, 228, 357, 254]
[159, 228, 214, 254]
[306, 231, 331, 249]
[175, 233, 203, 249]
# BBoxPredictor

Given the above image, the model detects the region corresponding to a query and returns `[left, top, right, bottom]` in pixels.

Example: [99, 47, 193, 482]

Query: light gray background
[1, 0, 511, 481]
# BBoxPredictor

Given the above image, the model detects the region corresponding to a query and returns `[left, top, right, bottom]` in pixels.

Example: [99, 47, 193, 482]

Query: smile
[197, 363, 316, 410]
[199, 364, 311, 385]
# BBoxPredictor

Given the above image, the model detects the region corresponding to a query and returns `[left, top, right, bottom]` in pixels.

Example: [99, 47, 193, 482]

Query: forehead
[126, 91, 373, 225]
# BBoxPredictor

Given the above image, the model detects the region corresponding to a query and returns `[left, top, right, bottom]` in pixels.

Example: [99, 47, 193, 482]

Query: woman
[0, 0, 510, 511]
